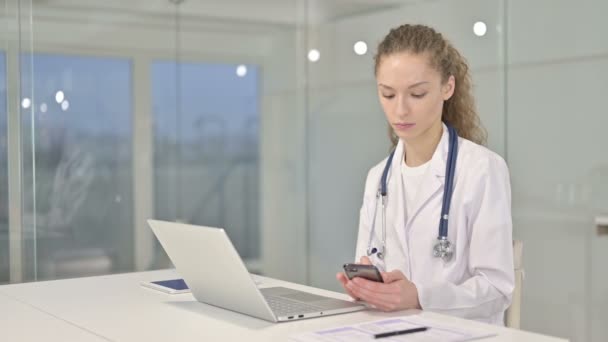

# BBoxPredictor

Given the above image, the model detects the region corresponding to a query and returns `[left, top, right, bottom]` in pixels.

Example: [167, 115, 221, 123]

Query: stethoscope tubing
[367, 125, 458, 261]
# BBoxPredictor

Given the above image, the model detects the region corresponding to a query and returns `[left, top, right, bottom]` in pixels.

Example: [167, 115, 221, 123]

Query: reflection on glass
[19, 53, 133, 280]
[473, 21, 487, 37]
[308, 49, 320, 62]
[0, 52, 8, 284]
[21, 97, 31, 109]
[152, 61, 260, 261]
[353, 41, 368, 56]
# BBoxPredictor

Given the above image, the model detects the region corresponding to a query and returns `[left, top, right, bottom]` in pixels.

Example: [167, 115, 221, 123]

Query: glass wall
[19, 53, 133, 280]
[2, 0, 309, 284]
[506, 1, 608, 341]
[1, 1, 606, 341]
[0, 52, 7, 284]
[303, 1, 607, 341]
[152, 61, 261, 264]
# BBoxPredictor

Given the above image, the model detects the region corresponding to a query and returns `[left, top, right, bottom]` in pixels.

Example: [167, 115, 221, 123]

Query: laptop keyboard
[262, 294, 324, 316]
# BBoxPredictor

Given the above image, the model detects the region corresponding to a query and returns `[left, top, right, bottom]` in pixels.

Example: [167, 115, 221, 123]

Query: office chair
[505, 239, 523, 328]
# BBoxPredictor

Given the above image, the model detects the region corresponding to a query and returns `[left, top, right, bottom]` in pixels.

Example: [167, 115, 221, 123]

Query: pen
[374, 326, 428, 339]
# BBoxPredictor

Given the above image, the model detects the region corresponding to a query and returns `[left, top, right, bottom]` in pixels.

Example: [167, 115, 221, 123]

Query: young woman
[336, 24, 514, 325]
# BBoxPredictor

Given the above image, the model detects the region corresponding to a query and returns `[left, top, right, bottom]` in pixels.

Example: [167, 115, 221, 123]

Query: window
[19, 53, 133, 280]
[152, 62, 260, 261]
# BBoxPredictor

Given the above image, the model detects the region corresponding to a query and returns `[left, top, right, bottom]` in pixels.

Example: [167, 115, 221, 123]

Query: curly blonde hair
[374, 24, 487, 147]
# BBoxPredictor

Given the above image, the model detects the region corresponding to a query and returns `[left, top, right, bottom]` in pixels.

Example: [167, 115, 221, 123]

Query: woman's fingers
[359, 256, 373, 265]
[351, 277, 400, 294]
[346, 282, 399, 311]
[336, 272, 359, 300]
[381, 270, 406, 283]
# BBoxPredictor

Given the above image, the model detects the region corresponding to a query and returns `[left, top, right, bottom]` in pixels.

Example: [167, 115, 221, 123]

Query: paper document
[290, 315, 496, 341]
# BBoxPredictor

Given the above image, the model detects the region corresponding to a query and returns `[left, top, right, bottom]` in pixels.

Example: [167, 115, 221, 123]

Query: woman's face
[376, 52, 454, 143]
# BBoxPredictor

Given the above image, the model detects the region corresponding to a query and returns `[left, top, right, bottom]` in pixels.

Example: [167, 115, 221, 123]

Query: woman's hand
[341, 259, 422, 311]
[335, 256, 366, 300]
[336, 256, 376, 300]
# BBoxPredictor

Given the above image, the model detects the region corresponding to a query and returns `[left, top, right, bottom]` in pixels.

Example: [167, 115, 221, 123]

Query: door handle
[595, 215, 608, 236]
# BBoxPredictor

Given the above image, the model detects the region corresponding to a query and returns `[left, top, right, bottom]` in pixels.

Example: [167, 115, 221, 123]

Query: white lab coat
[355, 124, 514, 325]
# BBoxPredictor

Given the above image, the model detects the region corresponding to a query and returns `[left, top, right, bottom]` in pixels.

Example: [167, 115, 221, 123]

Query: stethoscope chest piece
[432, 236, 454, 262]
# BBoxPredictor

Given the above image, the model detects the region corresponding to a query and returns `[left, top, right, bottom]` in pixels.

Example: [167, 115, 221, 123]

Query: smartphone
[140, 278, 190, 294]
[343, 263, 384, 283]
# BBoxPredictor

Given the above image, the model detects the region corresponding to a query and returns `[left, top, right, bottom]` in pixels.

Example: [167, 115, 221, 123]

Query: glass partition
[506, 1, 608, 341]
[19, 53, 133, 280]
[151, 61, 261, 265]
[0, 52, 7, 284]
[7, 0, 309, 284]
[2, 1, 606, 341]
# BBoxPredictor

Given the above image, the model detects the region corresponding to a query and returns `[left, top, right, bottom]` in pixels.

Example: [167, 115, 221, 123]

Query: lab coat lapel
[386, 140, 408, 260]
[405, 124, 449, 230]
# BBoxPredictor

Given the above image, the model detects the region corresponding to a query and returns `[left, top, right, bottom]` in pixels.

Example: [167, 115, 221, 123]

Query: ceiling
[30, 0, 410, 27]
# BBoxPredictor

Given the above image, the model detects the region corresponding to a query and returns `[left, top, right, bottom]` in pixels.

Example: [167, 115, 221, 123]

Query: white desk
[0, 291, 107, 341]
[0, 269, 567, 341]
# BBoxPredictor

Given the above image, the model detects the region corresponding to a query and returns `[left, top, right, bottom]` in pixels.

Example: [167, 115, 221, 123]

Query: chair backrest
[505, 240, 523, 328]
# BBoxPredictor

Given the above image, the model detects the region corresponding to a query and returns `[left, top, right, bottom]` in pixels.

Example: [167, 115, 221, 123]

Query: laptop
[147, 219, 365, 322]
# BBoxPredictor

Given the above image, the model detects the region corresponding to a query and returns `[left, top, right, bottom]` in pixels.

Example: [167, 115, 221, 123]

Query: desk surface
[0, 269, 567, 342]
[0, 291, 107, 341]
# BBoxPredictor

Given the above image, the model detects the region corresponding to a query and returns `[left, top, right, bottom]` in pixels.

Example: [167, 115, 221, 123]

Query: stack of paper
[290, 315, 496, 341]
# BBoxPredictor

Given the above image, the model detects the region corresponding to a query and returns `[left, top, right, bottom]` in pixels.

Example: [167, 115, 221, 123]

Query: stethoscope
[366, 125, 458, 262]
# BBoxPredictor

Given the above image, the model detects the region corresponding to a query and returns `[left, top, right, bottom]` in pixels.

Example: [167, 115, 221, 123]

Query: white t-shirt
[400, 158, 431, 222]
